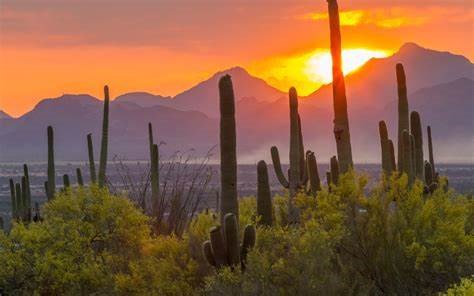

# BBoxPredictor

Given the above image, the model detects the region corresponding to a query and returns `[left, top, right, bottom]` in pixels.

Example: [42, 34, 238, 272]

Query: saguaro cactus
[327, 0, 353, 173]
[9, 179, 16, 218]
[330, 156, 340, 185]
[98, 85, 110, 188]
[87, 133, 97, 184]
[306, 151, 321, 196]
[388, 140, 396, 172]
[47, 126, 55, 200]
[427, 126, 436, 178]
[151, 144, 160, 214]
[219, 75, 238, 221]
[15, 183, 22, 219]
[379, 121, 393, 174]
[76, 168, 84, 186]
[23, 164, 31, 217]
[257, 161, 273, 226]
[202, 213, 256, 270]
[396, 64, 409, 172]
[63, 174, 70, 189]
[410, 112, 424, 180]
[401, 130, 414, 184]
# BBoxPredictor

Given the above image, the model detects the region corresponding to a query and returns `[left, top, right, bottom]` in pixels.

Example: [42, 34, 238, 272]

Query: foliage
[442, 277, 474, 296]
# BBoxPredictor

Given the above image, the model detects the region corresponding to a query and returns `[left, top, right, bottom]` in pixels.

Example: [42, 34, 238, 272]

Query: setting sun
[304, 49, 390, 84]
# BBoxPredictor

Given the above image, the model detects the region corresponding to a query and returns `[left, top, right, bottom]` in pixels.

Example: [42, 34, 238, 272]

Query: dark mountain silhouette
[0, 43, 472, 163]
[0, 110, 11, 119]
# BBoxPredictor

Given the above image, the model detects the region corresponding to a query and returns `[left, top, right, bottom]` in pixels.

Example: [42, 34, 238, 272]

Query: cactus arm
[388, 140, 396, 172]
[224, 213, 241, 267]
[297, 115, 306, 182]
[98, 85, 110, 188]
[240, 224, 256, 270]
[202, 240, 216, 267]
[270, 146, 289, 188]
[402, 130, 414, 184]
[21, 176, 28, 220]
[209, 225, 228, 268]
[257, 161, 273, 226]
[219, 75, 239, 221]
[87, 133, 97, 184]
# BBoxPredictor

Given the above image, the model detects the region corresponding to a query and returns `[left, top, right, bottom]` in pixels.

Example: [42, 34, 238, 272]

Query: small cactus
[202, 213, 256, 271]
[98, 85, 110, 188]
[257, 161, 273, 226]
[379, 121, 393, 174]
[87, 133, 97, 184]
[76, 168, 84, 186]
[47, 126, 55, 200]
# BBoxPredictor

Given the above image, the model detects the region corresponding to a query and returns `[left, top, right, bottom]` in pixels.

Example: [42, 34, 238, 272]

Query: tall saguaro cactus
[219, 75, 238, 221]
[47, 126, 55, 200]
[289, 87, 301, 199]
[427, 126, 436, 178]
[151, 144, 160, 214]
[379, 121, 393, 174]
[257, 161, 273, 226]
[87, 133, 97, 184]
[410, 112, 424, 180]
[327, 0, 353, 173]
[98, 85, 110, 188]
[396, 64, 409, 171]
[401, 130, 414, 184]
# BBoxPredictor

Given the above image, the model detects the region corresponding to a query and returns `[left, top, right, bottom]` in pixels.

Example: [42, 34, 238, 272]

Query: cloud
[302, 9, 428, 28]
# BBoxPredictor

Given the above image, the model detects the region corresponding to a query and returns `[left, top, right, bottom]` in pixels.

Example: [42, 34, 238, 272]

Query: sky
[0, 0, 472, 117]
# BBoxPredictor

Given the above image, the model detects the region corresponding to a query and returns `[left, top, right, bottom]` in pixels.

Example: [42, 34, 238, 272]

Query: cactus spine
[87, 133, 97, 184]
[327, 0, 353, 173]
[410, 112, 424, 180]
[47, 126, 55, 200]
[396, 64, 409, 172]
[98, 85, 110, 188]
[379, 121, 393, 174]
[202, 213, 256, 270]
[219, 75, 238, 221]
[257, 161, 273, 226]
[76, 168, 84, 186]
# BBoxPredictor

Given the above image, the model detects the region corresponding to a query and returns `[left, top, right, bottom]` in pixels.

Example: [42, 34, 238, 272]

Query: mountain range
[0, 43, 472, 163]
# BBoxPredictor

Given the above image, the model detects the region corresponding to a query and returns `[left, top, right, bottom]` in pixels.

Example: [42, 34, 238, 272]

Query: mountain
[0, 43, 472, 163]
[114, 92, 171, 107]
[305, 43, 474, 111]
[0, 110, 11, 119]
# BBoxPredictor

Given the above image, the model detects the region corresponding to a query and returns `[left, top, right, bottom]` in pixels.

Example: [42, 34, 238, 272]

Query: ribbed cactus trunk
[219, 75, 238, 221]
[427, 126, 436, 178]
[330, 156, 340, 185]
[87, 133, 97, 184]
[47, 126, 55, 200]
[98, 85, 110, 188]
[23, 164, 31, 219]
[327, 0, 353, 173]
[402, 130, 414, 184]
[410, 112, 424, 180]
[388, 140, 396, 172]
[289, 87, 301, 199]
[379, 121, 392, 174]
[396, 64, 409, 172]
[15, 183, 22, 219]
[257, 161, 273, 226]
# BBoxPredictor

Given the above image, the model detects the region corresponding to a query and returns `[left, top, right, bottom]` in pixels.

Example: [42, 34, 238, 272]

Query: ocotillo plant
[257, 160, 273, 226]
[98, 85, 110, 188]
[379, 121, 394, 174]
[76, 168, 84, 186]
[327, 0, 353, 173]
[87, 133, 97, 184]
[410, 112, 424, 180]
[202, 213, 256, 270]
[219, 75, 238, 221]
[396, 63, 409, 172]
[306, 151, 321, 196]
[47, 126, 55, 200]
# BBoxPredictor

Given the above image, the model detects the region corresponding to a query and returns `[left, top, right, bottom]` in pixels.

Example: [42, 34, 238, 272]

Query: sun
[305, 49, 390, 84]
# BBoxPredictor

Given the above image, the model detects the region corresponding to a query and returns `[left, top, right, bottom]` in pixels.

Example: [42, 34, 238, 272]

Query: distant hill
[0, 43, 472, 163]
[114, 92, 172, 107]
[0, 110, 12, 119]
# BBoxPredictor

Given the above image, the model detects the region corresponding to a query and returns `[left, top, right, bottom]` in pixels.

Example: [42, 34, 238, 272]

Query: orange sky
[0, 0, 472, 117]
